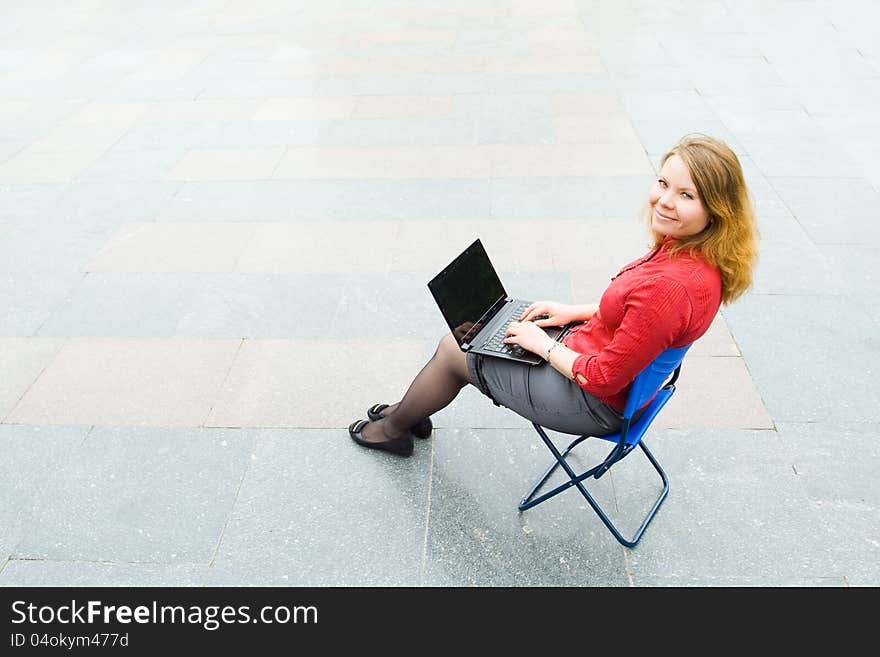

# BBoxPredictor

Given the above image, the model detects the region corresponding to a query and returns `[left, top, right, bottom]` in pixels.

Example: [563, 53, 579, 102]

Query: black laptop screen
[427, 239, 507, 347]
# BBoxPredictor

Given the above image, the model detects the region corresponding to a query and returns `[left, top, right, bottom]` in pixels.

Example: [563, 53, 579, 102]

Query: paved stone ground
[0, 1, 877, 586]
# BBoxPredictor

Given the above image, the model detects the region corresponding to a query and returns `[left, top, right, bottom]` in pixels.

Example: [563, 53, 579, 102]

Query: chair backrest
[621, 345, 692, 420]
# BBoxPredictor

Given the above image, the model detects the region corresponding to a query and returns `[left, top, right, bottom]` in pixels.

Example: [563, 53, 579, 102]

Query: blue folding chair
[519, 345, 691, 547]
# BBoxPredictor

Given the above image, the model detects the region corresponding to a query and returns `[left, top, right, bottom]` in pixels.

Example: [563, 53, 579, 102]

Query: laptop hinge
[461, 296, 508, 345]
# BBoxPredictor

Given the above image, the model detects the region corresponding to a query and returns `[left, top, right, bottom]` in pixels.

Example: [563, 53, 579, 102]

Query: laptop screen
[427, 239, 507, 348]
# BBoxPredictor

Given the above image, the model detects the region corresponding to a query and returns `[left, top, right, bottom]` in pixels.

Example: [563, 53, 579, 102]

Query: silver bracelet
[545, 341, 562, 362]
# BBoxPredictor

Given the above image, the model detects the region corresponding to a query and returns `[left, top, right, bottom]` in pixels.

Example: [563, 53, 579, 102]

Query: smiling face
[648, 153, 711, 239]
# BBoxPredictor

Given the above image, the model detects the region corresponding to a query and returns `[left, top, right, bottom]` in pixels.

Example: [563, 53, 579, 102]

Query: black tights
[361, 334, 473, 443]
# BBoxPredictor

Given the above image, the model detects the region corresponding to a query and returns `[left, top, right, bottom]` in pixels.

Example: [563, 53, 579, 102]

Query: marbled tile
[0, 100, 30, 121]
[687, 313, 740, 357]
[423, 428, 630, 586]
[273, 145, 492, 179]
[490, 175, 654, 218]
[255, 95, 456, 121]
[484, 53, 604, 75]
[0, 272, 86, 337]
[0, 149, 106, 184]
[44, 180, 182, 225]
[110, 121, 215, 152]
[0, 338, 63, 421]
[7, 338, 241, 426]
[722, 294, 880, 423]
[236, 221, 396, 272]
[767, 176, 880, 245]
[205, 338, 432, 428]
[822, 244, 880, 326]
[206, 429, 431, 586]
[12, 426, 254, 563]
[85, 222, 258, 272]
[160, 179, 492, 222]
[490, 142, 653, 177]
[654, 356, 774, 429]
[144, 99, 263, 121]
[0, 560, 209, 587]
[0, 183, 68, 218]
[625, 428, 846, 579]
[747, 137, 864, 178]
[79, 148, 189, 183]
[165, 147, 286, 181]
[127, 47, 210, 81]
[750, 219, 847, 296]
[0, 425, 88, 560]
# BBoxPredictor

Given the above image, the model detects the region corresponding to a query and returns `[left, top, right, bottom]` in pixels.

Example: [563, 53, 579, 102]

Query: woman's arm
[520, 301, 599, 325]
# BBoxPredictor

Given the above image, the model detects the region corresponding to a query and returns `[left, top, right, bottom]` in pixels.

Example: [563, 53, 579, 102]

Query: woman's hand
[519, 301, 597, 327]
[504, 320, 556, 357]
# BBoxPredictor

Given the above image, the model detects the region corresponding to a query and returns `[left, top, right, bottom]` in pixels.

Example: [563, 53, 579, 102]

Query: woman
[348, 134, 760, 456]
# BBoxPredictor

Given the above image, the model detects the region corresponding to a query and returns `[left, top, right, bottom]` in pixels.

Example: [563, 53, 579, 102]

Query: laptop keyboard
[481, 301, 531, 357]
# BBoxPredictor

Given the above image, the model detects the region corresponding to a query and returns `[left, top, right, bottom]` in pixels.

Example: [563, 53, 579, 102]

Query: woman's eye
[658, 179, 667, 187]
[682, 192, 693, 199]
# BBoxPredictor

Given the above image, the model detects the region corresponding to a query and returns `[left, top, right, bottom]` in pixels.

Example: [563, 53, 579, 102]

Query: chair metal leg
[519, 425, 670, 548]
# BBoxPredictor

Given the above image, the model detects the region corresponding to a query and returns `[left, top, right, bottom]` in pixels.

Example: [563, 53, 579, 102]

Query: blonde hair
[646, 134, 760, 305]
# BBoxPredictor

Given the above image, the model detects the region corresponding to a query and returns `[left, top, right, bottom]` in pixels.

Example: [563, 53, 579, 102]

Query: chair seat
[595, 387, 674, 446]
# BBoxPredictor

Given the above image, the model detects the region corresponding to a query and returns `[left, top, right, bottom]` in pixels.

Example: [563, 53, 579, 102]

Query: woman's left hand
[504, 321, 555, 356]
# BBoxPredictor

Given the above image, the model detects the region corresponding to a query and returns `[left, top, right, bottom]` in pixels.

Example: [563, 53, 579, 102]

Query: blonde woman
[349, 134, 760, 456]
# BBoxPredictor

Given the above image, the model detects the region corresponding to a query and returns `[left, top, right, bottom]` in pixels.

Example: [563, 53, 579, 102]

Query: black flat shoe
[348, 419, 414, 456]
[367, 403, 433, 439]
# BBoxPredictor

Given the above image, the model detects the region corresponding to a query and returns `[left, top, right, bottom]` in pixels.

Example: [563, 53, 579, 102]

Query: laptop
[427, 238, 567, 366]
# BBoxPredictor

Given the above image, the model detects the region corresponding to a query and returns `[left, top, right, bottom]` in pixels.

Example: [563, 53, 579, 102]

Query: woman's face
[648, 153, 711, 239]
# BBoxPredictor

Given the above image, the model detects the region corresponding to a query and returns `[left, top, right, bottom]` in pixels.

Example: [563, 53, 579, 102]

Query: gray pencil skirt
[467, 352, 628, 437]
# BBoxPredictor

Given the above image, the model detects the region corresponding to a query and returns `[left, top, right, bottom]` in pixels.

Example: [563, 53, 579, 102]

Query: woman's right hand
[520, 301, 596, 327]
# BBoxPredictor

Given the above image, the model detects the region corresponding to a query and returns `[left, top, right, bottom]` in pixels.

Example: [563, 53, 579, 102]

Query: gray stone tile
[620, 89, 721, 125]
[0, 183, 68, 219]
[196, 77, 316, 100]
[160, 179, 492, 222]
[737, 155, 792, 218]
[625, 429, 845, 579]
[199, 120, 325, 148]
[775, 421, 880, 583]
[36, 273, 202, 338]
[79, 148, 188, 182]
[206, 429, 431, 586]
[632, 575, 847, 587]
[776, 422, 880, 505]
[0, 560, 208, 587]
[0, 137, 25, 162]
[0, 223, 117, 274]
[206, 338, 432, 429]
[0, 425, 88, 560]
[747, 138, 865, 178]
[0, 338, 63, 420]
[490, 176, 653, 218]
[749, 221, 847, 296]
[14, 426, 255, 563]
[35, 271, 569, 340]
[0, 272, 85, 336]
[110, 121, 216, 152]
[98, 78, 207, 102]
[423, 428, 630, 586]
[320, 117, 480, 146]
[822, 244, 880, 326]
[630, 119, 746, 157]
[767, 177, 880, 245]
[45, 181, 182, 227]
[722, 295, 880, 423]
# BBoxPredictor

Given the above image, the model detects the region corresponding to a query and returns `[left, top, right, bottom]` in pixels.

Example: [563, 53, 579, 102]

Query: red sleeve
[570, 277, 693, 397]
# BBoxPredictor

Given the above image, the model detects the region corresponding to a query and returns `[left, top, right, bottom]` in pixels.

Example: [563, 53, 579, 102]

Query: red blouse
[563, 237, 722, 411]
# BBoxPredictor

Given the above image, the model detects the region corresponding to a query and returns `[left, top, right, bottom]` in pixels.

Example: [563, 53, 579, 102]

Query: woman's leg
[360, 334, 473, 444]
